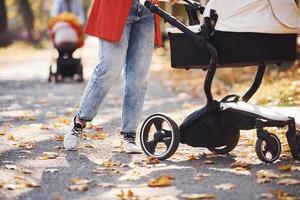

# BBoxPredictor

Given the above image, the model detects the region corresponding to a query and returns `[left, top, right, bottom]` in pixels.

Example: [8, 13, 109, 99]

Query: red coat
[85, 0, 162, 47]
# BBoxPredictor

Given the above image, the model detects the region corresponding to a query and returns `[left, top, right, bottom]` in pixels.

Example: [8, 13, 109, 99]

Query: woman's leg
[64, 24, 132, 150]
[121, 13, 155, 140]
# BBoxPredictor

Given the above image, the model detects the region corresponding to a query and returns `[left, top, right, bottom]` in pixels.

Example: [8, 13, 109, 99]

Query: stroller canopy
[204, 0, 300, 34]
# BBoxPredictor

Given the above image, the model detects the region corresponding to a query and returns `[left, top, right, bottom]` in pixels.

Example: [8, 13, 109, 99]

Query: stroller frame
[48, 43, 84, 83]
[140, 0, 300, 163]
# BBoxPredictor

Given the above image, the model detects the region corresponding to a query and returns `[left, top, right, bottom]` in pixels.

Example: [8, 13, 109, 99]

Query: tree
[0, 0, 12, 47]
[19, 0, 35, 42]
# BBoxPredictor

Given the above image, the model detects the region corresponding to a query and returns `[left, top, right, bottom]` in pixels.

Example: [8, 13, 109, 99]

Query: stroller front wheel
[255, 133, 281, 163]
[140, 114, 180, 160]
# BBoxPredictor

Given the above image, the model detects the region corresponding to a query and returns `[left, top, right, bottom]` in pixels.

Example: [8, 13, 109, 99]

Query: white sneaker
[124, 137, 142, 154]
[63, 123, 84, 150]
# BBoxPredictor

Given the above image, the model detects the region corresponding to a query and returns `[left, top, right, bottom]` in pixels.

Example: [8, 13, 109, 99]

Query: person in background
[51, 0, 85, 24]
[63, 0, 179, 153]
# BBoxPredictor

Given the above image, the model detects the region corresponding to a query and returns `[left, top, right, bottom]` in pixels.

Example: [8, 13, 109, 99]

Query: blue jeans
[77, 0, 155, 138]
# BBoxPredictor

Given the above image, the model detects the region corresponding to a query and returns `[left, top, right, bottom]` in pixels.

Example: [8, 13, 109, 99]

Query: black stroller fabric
[179, 105, 256, 147]
[168, 31, 297, 69]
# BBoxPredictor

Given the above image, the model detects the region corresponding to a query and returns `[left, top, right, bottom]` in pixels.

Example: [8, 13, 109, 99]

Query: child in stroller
[48, 13, 84, 82]
[140, 0, 300, 163]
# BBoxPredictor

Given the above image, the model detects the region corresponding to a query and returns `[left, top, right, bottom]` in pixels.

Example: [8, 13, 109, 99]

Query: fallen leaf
[261, 190, 295, 200]
[104, 160, 120, 168]
[14, 176, 25, 180]
[5, 184, 18, 190]
[180, 193, 215, 199]
[69, 178, 91, 185]
[5, 164, 19, 170]
[277, 178, 300, 186]
[18, 141, 35, 150]
[148, 175, 174, 187]
[187, 154, 197, 161]
[278, 165, 292, 172]
[91, 167, 105, 174]
[26, 181, 41, 188]
[7, 134, 16, 141]
[193, 173, 211, 181]
[39, 152, 58, 160]
[117, 189, 138, 200]
[214, 183, 235, 190]
[22, 169, 33, 174]
[66, 184, 88, 192]
[230, 161, 250, 170]
[204, 160, 214, 164]
[96, 183, 115, 188]
[256, 170, 280, 179]
[55, 135, 64, 141]
[145, 157, 160, 165]
[56, 117, 71, 125]
[82, 143, 95, 148]
[0, 129, 7, 136]
[40, 124, 52, 130]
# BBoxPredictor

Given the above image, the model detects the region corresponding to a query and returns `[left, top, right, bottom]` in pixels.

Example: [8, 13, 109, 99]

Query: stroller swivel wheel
[255, 133, 281, 163]
[208, 131, 240, 154]
[140, 114, 180, 160]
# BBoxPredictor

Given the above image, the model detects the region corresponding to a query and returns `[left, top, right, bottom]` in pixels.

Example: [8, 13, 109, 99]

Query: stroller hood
[204, 0, 300, 34]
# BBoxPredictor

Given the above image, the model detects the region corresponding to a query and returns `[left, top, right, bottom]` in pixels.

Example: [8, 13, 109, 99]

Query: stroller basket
[169, 30, 297, 69]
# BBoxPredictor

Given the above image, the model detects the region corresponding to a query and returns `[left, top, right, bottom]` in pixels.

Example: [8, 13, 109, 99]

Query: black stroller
[48, 19, 84, 83]
[140, 0, 300, 163]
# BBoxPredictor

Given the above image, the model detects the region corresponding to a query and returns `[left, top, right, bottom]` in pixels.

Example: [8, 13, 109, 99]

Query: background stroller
[48, 13, 84, 83]
[140, 0, 300, 163]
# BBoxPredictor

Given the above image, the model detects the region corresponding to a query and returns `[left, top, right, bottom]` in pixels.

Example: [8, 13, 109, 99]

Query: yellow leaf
[148, 175, 174, 187]
[26, 181, 41, 188]
[7, 134, 16, 141]
[39, 152, 58, 160]
[187, 154, 197, 161]
[69, 178, 91, 185]
[180, 193, 215, 199]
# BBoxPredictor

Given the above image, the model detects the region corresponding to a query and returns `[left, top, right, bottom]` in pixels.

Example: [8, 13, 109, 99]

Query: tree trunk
[0, 0, 12, 47]
[19, 0, 35, 42]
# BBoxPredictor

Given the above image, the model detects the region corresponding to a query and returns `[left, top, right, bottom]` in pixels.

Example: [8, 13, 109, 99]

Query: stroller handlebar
[144, 0, 205, 48]
[144, 0, 218, 105]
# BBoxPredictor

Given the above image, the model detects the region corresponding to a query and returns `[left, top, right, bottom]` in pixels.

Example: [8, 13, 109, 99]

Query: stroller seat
[167, 0, 299, 69]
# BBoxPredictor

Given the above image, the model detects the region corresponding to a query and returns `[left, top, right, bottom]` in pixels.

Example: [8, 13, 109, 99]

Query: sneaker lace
[71, 124, 83, 137]
[125, 136, 136, 145]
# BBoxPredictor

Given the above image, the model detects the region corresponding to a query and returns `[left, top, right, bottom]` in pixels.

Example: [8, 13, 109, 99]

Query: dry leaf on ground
[180, 193, 215, 199]
[39, 152, 58, 160]
[5, 164, 19, 170]
[45, 168, 59, 173]
[104, 160, 120, 168]
[69, 178, 91, 185]
[7, 134, 17, 141]
[187, 154, 197, 161]
[261, 190, 295, 199]
[214, 183, 235, 190]
[18, 141, 35, 150]
[66, 184, 88, 192]
[145, 157, 160, 165]
[26, 181, 41, 188]
[230, 161, 250, 170]
[204, 160, 214, 165]
[117, 189, 138, 200]
[148, 175, 174, 187]
[277, 178, 300, 186]
[55, 135, 64, 141]
[193, 173, 211, 181]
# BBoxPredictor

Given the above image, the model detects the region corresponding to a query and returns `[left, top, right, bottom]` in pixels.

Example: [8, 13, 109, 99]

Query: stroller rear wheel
[208, 131, 240, 154]
[255, 133, 281, 163]
[140, 114, 180, 160]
